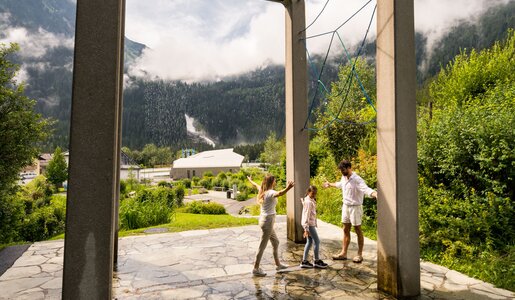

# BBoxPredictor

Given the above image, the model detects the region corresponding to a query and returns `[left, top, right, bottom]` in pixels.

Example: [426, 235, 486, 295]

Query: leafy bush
[236, 192, 248, 201]
[181, 178, 191, 189]
[183, 201, 226, 215]
[118, 185, 186, 230]
[199, 178, 212, 189]
[216, 172, 227, 180]
[119, 196, 173, 230]
[0, 192, 25, 244]
[174, 185, 185, 206]
[20, 195, 66, 242]
[157, 181, 172, 188]
[203, 171, 214, 177]
[211, 178, 222, 188]
[191, 176, 200, 185]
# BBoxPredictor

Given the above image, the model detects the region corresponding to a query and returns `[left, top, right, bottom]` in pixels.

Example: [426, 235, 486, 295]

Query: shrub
[199, 178, 212, 189]
[119, 197, 172, 230]
[221, 179, 230, 190]
[203, 171, 214, 177]
[191, 176, 200, 185]
[181, 178, 192, 189]
[236, 192, 248, 201]
[20, 195, 66, 242]
[174, 185, 185, 206]
[0, 192, 25, 244]
[157, 181, 172, 188]
[211, 178, 222, 188]
[184, 201, 226, 215]
[216, 172, 227, 180]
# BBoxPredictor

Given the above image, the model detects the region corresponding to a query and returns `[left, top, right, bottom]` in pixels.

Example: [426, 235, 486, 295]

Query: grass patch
[421, 246, 515, 291]
[47, 213, 258, 240]
[0, 241, 31, 252]
[119, 213, 257, 237]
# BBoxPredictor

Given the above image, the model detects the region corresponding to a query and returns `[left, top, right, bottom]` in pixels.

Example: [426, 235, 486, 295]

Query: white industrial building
[170, 148, 244, 179]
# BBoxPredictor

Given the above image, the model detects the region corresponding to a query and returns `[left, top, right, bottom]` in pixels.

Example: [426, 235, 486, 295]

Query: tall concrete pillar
[62, 0, 124, 298]
[376, 0, 420, 298]
[113, 0, 126, 268]
[284, 0, 309, 242]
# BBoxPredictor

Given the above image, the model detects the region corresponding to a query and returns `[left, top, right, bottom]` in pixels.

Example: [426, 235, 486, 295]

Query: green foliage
[20, 194, 66, 242]
[118, 185, 185, 230]
[191, 176, 200, 185]
[0, 192, 25, 243]
[234, 143, 264, 162]
[122, 144, 174, 167]
[45, 147, 68, 188]
[415, 31, 515, 290]
[259, 132, 285, 165]
[181, 178, 192, 189]
[420, 32, 515, 199]
[119, 212, 257, 236]
[119, 197, 172, 230]
[0, 43, 50, 195]
[199, 178, 212, 189]
[425, 1, 515, 79]
[315, 57, 376, 162]
[183, 201, 226, 215]
[236, 192, 249, 201]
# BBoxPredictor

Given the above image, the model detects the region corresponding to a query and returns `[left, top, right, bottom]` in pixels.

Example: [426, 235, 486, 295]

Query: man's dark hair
[338, 160, 352, 171]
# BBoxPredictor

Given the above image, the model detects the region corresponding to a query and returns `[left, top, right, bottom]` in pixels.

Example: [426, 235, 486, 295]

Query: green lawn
[50, 213, 258, 240]
[119, 213, 257, 237]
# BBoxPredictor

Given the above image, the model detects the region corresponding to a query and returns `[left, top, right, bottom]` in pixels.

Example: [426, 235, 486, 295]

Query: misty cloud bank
[125, 0, 511, 82]
[0, 12, 74, 83]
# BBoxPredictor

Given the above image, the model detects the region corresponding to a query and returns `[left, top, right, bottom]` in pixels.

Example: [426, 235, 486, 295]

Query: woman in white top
[248, 174, 294, 277]
[300, 185, 328, 269]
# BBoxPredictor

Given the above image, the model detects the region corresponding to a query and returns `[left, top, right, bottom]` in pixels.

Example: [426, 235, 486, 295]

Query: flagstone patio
[0, 217, 513, 299]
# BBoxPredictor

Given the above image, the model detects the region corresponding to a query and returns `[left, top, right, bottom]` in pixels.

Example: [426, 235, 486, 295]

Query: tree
[314, 57, 377, 162]
[46, 147, 68, 189]
[0, 43, 50, 196]
[259, 132, 285, 165]
[0, 43, 50, 243]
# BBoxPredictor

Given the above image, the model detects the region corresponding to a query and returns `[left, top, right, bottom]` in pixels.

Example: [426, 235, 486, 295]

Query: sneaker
[300, 260, 314, 268]
[276, 263, 289, 271]
[252, 268, 267, 277]
[314, 259, 328, 269]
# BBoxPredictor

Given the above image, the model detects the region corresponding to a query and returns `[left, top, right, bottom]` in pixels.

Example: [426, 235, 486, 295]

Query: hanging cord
[300, 0, 331, 34]
[303, 4, 377, 131]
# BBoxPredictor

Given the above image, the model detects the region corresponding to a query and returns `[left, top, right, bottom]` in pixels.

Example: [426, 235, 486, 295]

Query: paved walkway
[0, 217, 513, 299]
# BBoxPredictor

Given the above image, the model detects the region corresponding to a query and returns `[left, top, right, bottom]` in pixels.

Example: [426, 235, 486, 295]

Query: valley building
[170, 148, 244, 179]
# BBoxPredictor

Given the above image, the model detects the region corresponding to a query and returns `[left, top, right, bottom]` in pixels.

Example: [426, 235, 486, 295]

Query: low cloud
[123, 0, 511, 81]
[0, 14, 74, 59]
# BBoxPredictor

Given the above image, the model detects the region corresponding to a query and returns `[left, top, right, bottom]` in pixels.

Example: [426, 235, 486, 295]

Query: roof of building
[172, 148, 244, 169]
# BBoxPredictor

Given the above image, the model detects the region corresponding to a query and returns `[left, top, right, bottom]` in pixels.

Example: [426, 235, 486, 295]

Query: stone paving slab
[0, 219, 513, 299]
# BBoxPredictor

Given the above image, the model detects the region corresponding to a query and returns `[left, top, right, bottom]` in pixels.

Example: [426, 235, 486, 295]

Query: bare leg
[354, 225, 364, 256]
[341, 223, 352, 257]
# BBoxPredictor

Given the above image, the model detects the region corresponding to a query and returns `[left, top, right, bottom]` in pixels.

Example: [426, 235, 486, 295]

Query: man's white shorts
[341, 204, 363, 226]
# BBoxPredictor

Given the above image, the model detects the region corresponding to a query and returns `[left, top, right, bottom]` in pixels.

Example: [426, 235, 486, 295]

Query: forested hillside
[1, 0, 513, 151]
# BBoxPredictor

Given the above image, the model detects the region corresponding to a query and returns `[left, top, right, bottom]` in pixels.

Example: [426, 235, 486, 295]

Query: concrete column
[284, 0, 309, 242]
[62, 0, 124, 298]
[113, 0, 126, 268]
[376, 0, 420, 298]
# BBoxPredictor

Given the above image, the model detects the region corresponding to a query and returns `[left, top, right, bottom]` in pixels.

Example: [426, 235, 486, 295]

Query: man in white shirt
[323, 159, 377, 263]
